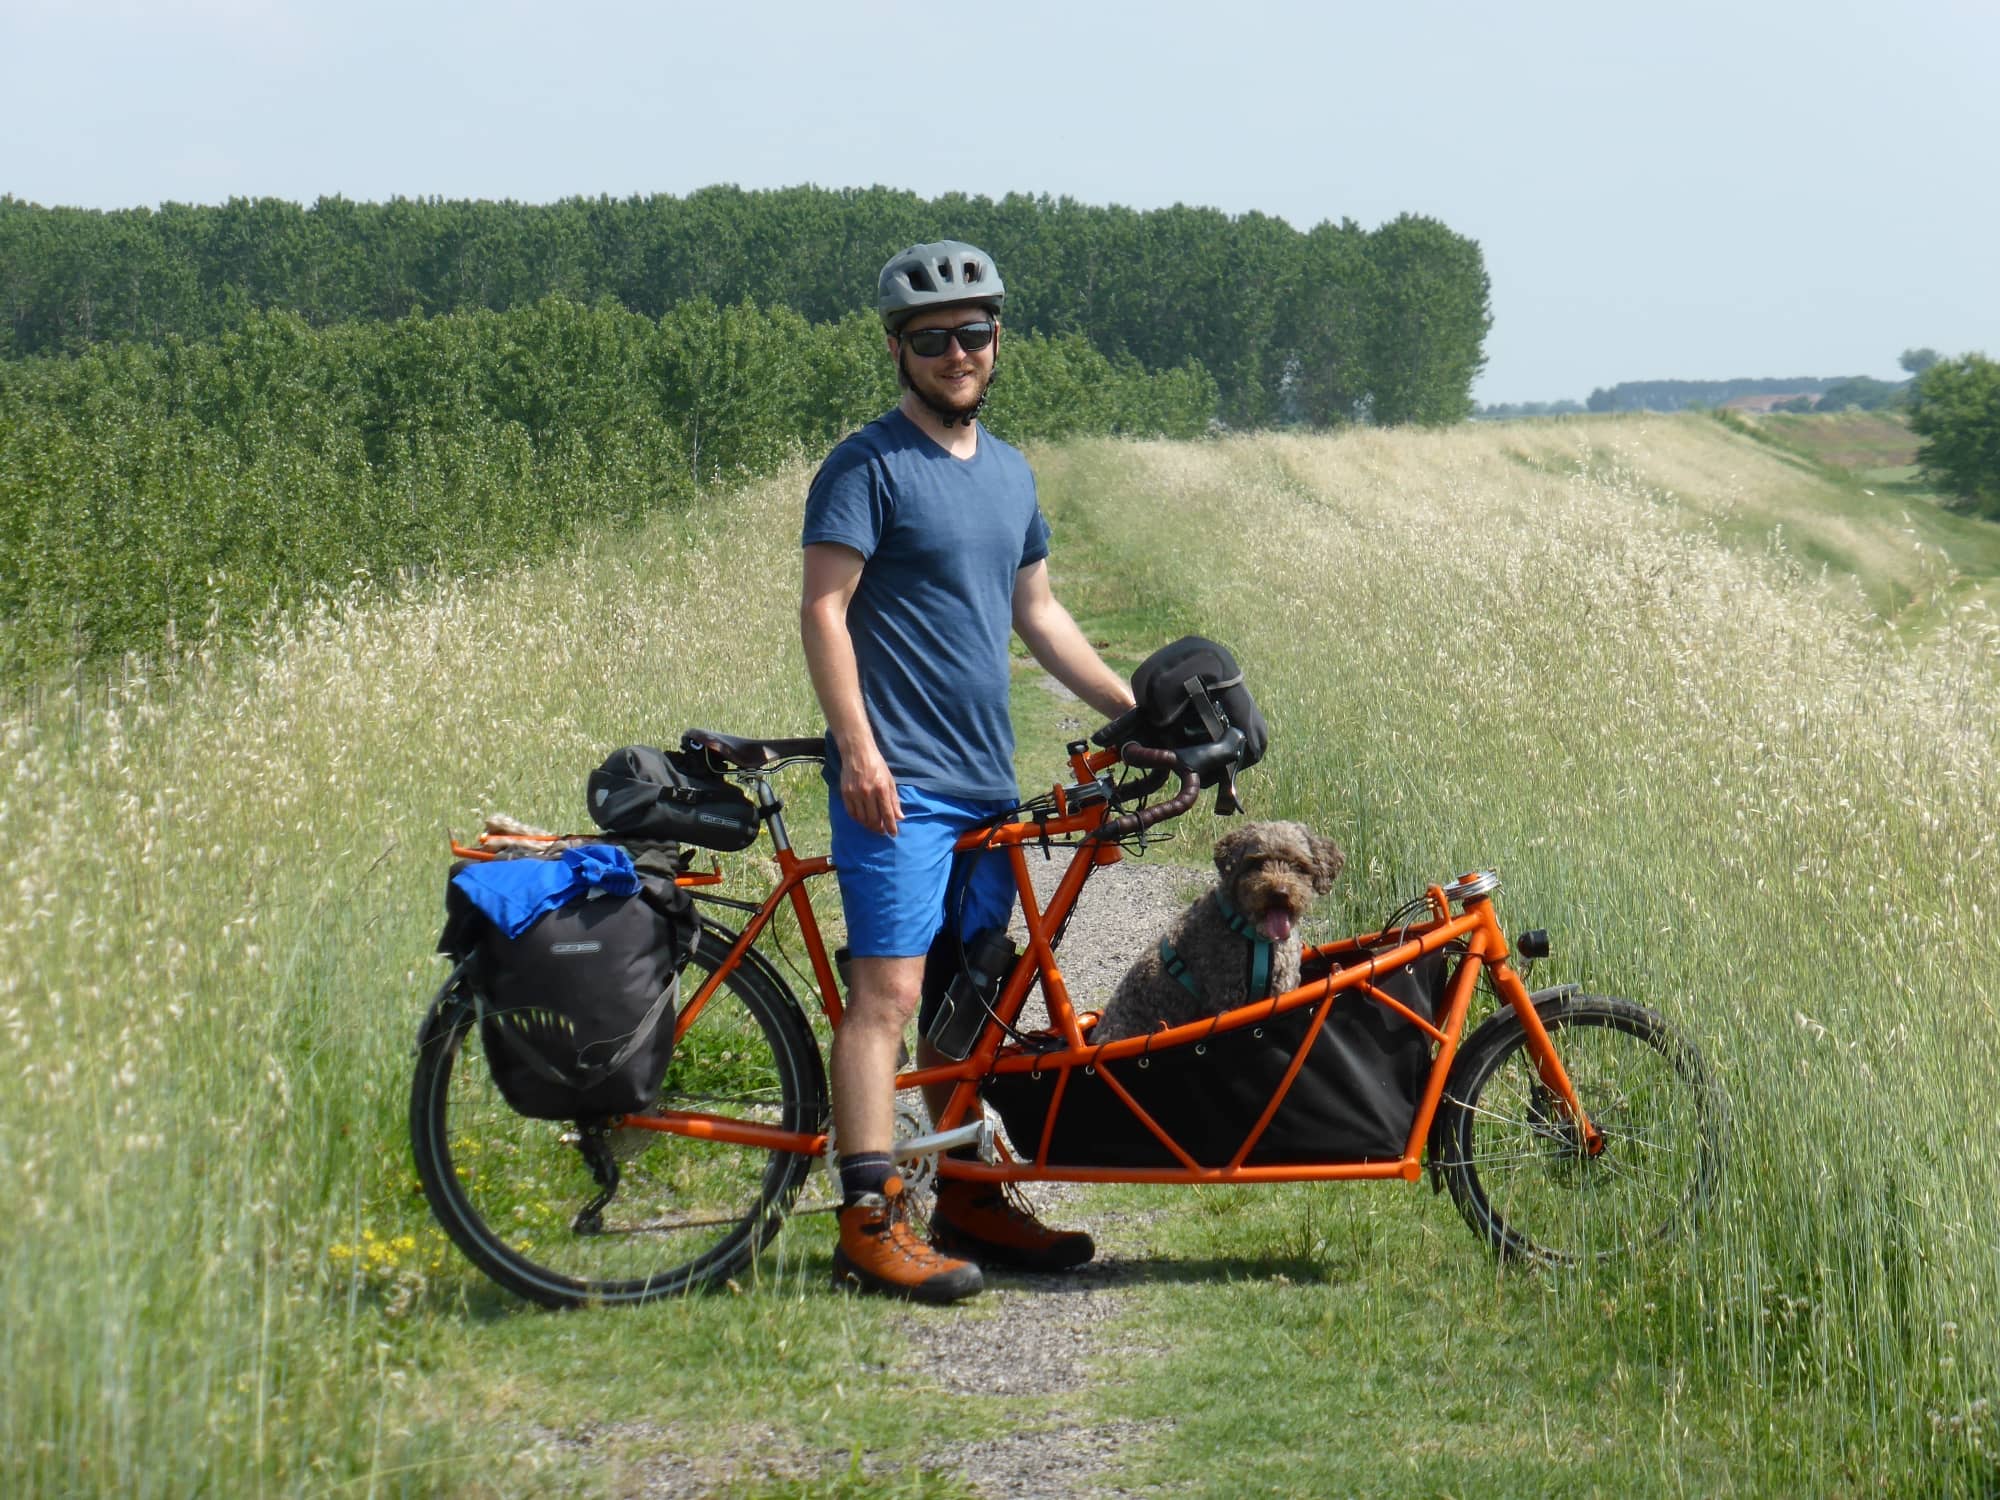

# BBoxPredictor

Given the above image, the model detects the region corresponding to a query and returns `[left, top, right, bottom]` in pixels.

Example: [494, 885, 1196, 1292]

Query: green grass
[6, 419, 2000, 1495]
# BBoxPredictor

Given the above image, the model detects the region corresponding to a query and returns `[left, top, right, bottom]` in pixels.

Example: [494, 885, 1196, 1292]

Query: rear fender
[413, 959, 478, 1055]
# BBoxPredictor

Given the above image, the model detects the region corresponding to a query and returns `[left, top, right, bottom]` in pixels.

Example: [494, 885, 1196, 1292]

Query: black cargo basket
[982, 949, 1449, 1168]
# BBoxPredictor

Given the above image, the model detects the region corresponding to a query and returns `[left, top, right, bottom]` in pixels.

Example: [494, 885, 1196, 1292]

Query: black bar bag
[440, 867, 699, 1121]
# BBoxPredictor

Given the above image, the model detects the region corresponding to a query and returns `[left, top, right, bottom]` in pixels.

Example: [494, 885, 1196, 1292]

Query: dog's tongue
[1261, 909, 1295, 942]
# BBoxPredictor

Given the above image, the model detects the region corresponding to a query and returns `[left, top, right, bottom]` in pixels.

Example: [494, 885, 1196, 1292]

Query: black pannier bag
[440, 866, 699, 1121]
[586, 744, 759, 852]
[982, 947, 1447, 1167]
[1094, 635, 1269, 771]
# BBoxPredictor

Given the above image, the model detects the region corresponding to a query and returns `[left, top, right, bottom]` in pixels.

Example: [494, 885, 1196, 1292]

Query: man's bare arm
[801, 543, 901, 836]
[1011, 560, 1136, 722]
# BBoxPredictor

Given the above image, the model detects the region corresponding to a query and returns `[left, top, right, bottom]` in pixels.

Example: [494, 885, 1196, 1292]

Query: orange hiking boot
[832, 1175, 985, 1304]
[931, 1179, 1095, 1272]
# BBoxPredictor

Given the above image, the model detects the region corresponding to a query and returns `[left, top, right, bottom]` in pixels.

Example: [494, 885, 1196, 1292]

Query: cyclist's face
[892, 304, 997, 415]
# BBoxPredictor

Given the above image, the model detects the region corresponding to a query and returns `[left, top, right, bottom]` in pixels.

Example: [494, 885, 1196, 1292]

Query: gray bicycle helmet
[877, 240, 1005, 329]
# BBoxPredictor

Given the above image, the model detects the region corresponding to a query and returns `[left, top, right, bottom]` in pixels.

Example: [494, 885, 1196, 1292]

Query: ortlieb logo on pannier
[586, 744, 760, 851]
[440, 857, 699, 1121]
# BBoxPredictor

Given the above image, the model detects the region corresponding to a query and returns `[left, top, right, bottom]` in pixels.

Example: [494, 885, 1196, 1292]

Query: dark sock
[838, 1152, 894, 1204]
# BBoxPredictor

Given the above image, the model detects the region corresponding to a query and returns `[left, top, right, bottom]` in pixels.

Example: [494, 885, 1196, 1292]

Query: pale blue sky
[5, 0, 1995, 401]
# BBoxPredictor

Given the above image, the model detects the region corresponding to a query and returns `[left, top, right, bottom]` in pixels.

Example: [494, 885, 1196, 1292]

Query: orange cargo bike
[410, 729, 1724, 1308]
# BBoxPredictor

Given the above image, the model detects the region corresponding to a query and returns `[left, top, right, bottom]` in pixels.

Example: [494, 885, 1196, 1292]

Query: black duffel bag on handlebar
[1093, 636, 1268, 770]
[1092, 637, 1268, 820]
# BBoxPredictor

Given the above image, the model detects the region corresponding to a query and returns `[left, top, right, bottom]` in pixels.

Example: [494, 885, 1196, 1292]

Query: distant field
[1746, 408, 1921, 484]
[5, 413, 1997, 1496]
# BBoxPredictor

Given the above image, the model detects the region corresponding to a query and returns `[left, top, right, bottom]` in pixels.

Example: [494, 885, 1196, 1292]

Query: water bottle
[925, 928, 1016, 1061]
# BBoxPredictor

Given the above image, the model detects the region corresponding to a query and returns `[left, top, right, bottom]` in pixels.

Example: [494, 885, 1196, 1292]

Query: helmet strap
[897, 346, 996, 429]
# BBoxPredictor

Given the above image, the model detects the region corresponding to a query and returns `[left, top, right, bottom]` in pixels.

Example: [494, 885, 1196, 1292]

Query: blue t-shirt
[802, 409, 1051, 802]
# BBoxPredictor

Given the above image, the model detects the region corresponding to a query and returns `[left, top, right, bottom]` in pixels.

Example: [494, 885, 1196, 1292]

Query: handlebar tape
[1088, 744, 1202, 842]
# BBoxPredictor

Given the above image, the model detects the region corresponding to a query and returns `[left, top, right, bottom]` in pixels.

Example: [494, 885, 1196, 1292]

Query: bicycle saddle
[680, 729, 827, 770]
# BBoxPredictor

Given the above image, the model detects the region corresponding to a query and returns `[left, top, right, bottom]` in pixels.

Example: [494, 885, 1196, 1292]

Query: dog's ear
[1306, 832, 1346, 894]
[1212, 825, 1257, 878]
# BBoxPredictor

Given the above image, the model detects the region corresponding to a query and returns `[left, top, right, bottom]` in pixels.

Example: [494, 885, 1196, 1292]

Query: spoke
[1583, 1153, 1688, 1197]
[1457, 1097, 1574, 1136]
[1592, 1124, 1687, 1156]
[1460, 1135, 1689, 1182]
[1453, 1146, 1590, 1169]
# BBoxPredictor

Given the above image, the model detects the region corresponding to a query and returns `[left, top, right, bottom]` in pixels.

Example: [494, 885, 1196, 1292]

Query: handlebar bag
[442, 864, 699, 1121]
[1104, 636, 1269, 770]
[587, 744, 759, 851]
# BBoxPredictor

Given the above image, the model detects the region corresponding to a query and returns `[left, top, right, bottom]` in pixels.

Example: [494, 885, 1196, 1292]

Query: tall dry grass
[1038, 416, 2000, 1485]
[0, 472, 824, 1494]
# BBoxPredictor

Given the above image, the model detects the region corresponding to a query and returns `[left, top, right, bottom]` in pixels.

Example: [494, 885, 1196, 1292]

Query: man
[800, 241, 1136, 1303]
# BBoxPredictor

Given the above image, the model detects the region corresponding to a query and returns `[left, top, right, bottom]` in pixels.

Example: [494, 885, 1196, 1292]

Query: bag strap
[1181, 675, 1227, 741]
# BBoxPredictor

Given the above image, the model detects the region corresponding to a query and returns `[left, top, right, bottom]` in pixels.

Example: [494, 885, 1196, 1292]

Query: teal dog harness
[1158, 891, 1276, 1006]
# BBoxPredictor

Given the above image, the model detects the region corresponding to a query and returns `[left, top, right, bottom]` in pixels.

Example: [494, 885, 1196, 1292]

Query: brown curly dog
[1093, 821, 1345, 1042]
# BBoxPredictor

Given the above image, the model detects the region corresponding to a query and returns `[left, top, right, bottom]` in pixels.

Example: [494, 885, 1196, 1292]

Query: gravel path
[907, 853, 1200, 1498]
[612, 852, 1202, 1498]
[633, 674, 1210, 1498]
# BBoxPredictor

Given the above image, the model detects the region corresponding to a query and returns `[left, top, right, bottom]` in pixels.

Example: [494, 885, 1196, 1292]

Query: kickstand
[572, 1125, 620, 1236]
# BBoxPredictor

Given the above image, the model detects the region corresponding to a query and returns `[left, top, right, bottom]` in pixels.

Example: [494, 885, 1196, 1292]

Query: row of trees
[0, 187, 1492, 426]
[0, 297, 1216, 679]
[1588, 354, 1947, 417]
[1585, 376, 1845, 413]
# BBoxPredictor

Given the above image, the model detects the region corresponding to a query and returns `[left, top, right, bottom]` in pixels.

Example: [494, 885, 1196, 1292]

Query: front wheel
[1435, 994, 1721, 1268]
[410, 922, 828, 1307]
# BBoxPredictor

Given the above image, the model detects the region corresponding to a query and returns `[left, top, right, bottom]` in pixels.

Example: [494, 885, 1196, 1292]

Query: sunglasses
[900, 321, 996, 358]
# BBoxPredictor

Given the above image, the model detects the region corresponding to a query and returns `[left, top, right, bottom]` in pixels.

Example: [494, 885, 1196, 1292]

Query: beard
[898, 347, 996, 428]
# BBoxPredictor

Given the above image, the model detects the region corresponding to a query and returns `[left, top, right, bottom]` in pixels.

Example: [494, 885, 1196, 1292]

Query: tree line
[1585, 376, 1847, 413]
[0, 186, 1491, 427]
[0, 297, 1215, 681]
[1585, 355, 1946, 417]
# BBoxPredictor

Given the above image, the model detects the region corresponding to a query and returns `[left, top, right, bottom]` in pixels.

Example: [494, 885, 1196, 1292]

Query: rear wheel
[1436, 994, 1721, 1268]
[410, 923, 827, 1306]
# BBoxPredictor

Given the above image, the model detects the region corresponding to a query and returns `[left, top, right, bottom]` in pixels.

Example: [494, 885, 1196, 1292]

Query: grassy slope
[1749, 409, 1917, 475]
[1033, 421, 1999, 1495]
[5, 414, 1998, 1496]
[1652, 411, 2000, 626]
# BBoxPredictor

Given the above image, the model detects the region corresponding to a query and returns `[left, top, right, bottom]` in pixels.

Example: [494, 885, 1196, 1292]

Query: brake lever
[1214, 772, 1245, 817]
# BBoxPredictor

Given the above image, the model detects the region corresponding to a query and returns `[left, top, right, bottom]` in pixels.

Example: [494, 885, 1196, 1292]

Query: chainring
[821, 1097, 939, 1194]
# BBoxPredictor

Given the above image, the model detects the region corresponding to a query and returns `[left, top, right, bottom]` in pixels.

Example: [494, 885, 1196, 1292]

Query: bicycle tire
[410, 920, 828, 1307]
[1435, 993, 1721, 1268]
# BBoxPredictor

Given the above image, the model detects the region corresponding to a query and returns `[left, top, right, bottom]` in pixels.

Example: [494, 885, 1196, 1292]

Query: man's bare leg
[830, 955, 926, 1154]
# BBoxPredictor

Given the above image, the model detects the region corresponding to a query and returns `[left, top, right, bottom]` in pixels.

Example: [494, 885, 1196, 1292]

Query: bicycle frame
[625, 742, 1602, 1187]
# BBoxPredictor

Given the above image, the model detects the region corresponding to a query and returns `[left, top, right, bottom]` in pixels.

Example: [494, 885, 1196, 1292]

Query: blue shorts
[828, 783, 1017, 961]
